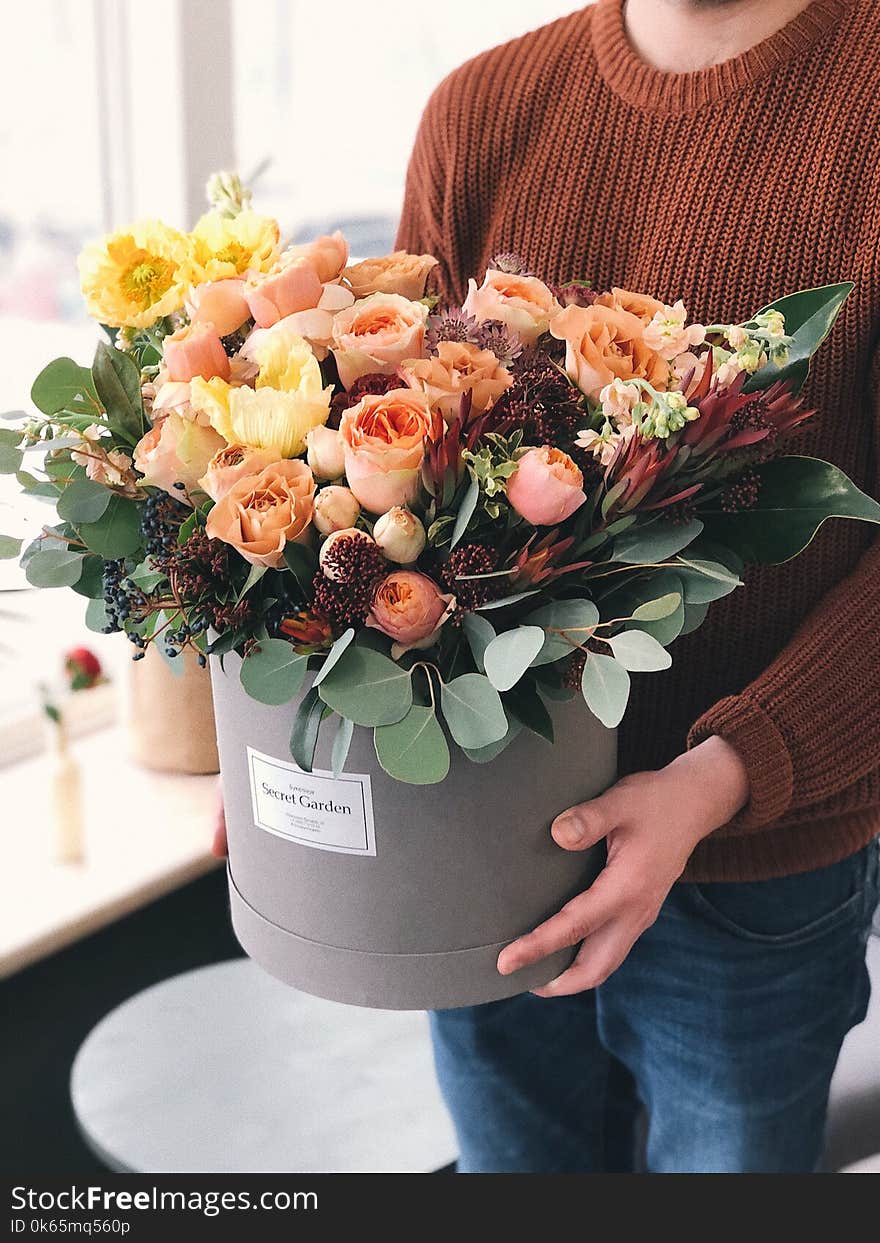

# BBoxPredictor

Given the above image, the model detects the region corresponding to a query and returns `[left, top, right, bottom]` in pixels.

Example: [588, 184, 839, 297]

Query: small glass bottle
[46, 707, 85, 865]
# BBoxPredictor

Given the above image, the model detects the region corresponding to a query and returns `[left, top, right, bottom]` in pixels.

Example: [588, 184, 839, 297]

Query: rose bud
[506, 446, 587, 526]
[313, 486, 361, 536]
[373, 507, 426, 564]
[306, 424, 346, 480]
[319, 527, 377, 581]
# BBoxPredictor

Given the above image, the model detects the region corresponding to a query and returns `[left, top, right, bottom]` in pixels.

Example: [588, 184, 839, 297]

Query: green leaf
[440, 673, 508, 750]
[289, 687, 326, 772]
[703, 456, 880, 565]
[0, 428, 23, 447]
[450, 475, 479, 550]
[0, 534, 22, 560]
[178, 511, 199, 545]
[79, 494, 142, 558]
[331, 715, 355, 776]
[526, 599, 599, 665]
[25, 549, 84, 588]
[464, 719, 522, 764]
[374, 705, 450, 785]
[0, 444, 23, 474]
[237, 562, 267, 601]
[581, 653, 630, 729]
[476, 589, 539, 612]
[631, 592, 682, 622]
[85, 596, 111, 633]
[674, 558, 742, 603]
[71, 555, 105, 599]
[483, 625, 546, 692]
[127, 560, 166, 593]
[31, 357, 99, 416]
[56, 478, 112, 524]
[747, 282, 853, 394]
[680, 601, 710, 637]
[317, 646, 413, 726]
[461, 612, 495, 673]
[503, 679, 554, 743]
[240, 638, 309, 705]
[16, 471, 59, 499]
[613, 519, 703, 565]
[91, 341, 146, 443]
[607, 629, 673, 671]
[313, 628, 355, 687]
[283, 540, 318, 595]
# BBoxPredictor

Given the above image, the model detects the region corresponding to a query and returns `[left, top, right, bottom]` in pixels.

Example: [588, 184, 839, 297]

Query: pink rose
[198, 443, 280, 502]
[506, 446, 587, 526]
[462, 269, 561, 346]
[286, 231, 349, 284]
[163, 323, 230, 383]
[186, 279, 251, 337]
[367, 570, 456, 656]
[245, 258, 324, 328]
[339, 388, 433, 514]
[331, 293, 429, 389]
[134, 413, 225, 505]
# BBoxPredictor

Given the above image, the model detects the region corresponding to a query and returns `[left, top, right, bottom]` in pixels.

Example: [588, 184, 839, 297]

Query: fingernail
[553, 816, 584, 849]
[496, 950, 516, 976]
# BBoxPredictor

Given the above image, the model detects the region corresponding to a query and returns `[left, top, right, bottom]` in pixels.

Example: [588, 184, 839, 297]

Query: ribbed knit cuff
[688, 693, 794, 833]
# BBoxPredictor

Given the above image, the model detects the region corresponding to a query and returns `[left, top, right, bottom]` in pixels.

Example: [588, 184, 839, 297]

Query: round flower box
[211, 652, 616, 1010]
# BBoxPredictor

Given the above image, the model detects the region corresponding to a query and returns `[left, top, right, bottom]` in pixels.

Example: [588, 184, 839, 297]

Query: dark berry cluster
[220, 319, 254, 357]
[140, 493, 190, 558]
[721, 469, 762, 513]
[311, 534, 388, 628]
[492, 348, 586, 450]
[101, 560, 133, 633]
[728, 396, 778, 461]
[441, 542, 500, 611]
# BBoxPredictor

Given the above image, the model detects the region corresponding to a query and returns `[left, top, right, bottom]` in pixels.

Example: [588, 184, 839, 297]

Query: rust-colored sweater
[396, 0, 880, 881]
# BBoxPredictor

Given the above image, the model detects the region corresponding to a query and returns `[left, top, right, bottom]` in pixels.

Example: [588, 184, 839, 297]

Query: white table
[70, 959, 458, 1173]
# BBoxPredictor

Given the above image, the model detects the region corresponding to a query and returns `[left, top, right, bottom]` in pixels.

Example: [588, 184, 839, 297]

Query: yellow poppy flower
[190, 333, 331, 459]
[77, 220, 196, 329]
[191, 210, 280, 282]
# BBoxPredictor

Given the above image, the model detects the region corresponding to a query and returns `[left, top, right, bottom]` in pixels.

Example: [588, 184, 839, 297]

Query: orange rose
[366, 570, 456, 656]
[339, 388, 433, 514]
[206, 459, 315, 568]
[198, 443, 280, 502]
[344, 251, 438, 301]
[286, 231, 349, 284]
[596, 287, 666, 326]
[550, 303, 668, 401]
[331, 293, 429, 389]
[462, 269, 561, 346]
[399, 341, 512, 421]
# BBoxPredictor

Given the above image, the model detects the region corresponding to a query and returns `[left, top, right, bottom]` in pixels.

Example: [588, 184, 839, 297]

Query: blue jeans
[431, 839, 880, 1173]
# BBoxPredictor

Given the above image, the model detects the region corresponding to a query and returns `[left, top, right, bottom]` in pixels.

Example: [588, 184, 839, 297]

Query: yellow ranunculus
[190, 333, 331, 459]
[78, 220, 196, 329]
[191, 210, 280, 282]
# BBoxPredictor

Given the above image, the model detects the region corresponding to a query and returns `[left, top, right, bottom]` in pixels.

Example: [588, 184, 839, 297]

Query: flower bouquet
[5, 174, 879, 1007]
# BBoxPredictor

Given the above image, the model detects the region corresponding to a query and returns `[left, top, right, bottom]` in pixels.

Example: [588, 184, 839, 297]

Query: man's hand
[496, 736, 749, 996]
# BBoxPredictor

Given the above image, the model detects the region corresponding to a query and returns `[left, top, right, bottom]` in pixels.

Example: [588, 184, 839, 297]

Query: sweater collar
[592, 0, 855, 113]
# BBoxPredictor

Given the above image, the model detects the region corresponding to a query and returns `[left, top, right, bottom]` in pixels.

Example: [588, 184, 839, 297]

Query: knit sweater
[396, 0, 880, 882]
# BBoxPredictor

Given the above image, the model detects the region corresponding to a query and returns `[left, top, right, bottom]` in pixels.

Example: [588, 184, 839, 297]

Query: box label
[247, 746, 376, 856]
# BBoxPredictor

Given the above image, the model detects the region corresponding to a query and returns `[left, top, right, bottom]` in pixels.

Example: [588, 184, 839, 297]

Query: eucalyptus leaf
[483, 626, 546, 692]
[85, 596, 111, 633]
[25, 549, 84, 588]
[464, 719, 522, 764]
[56, 478, 112, 524]
[127, 561, 166, 593]
[0, 444, 23, 474]
[31, 357, 99, 416]
[317, 646, 413, 726]
[289, 686, 326, 772]
[283, 540, 318, 594]
[440, 673, 508, 750]
[71, 556, 105, 599]
[613, 518, 704, 565]
[674, 559, 741, 604]
[461, 612, 495, 673]
[679, 601, 711, 636]
[331, 715, 355, 776]
[450, 475, 479, 549]
[581, 652, 630, 729]
[374, 705, 450, 785]
[631, 592, 682, 622]
[92, 341, 146, 443]
[702, 456, 880, 565]
[237, 562, 267, 601]
[0, 534, 22, 560]
[503, 679, 554, 743]
[79, 494, 142, 559]
[240, 638, 309, 705]
[477, 589, 539, 612]
[526, 599, 599, 665]
[607, 629, 673, 671]
[313, 628, 355, 687]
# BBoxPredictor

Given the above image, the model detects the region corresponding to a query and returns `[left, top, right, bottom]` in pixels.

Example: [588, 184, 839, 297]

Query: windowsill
[0, 725, 220, 978]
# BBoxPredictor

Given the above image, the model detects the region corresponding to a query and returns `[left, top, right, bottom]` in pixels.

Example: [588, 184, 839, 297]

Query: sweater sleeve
[688, 533, 880, 833]
[395, 83, 457, 305]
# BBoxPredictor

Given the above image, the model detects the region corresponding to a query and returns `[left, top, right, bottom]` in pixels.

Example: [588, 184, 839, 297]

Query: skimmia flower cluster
[5, 174, 877, 785]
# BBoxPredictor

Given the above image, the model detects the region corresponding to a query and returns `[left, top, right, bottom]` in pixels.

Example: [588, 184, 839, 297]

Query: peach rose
[198, 443, 280, 502]
[313, 485, 361, 535]
[285, 231, 349, 284]
[331, 293, 429, 389]
[186, 278, 251, 337]
[163, 322, 230, 383]
[366, 570, 456, 656]
[550, 303, 668, 401]
[245, 257, 324, 328]
[206, 459, 315, 568]
[134, 413, 225, 505]
[339, 388, 433, 514]
[400, 341, 512, 421]
[306, 424, 346, 480]
[596, 287, 666, 326]
[344, 250, 438, 301]
[462, 269, 561, 346]
[506, 446, 587, 526]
